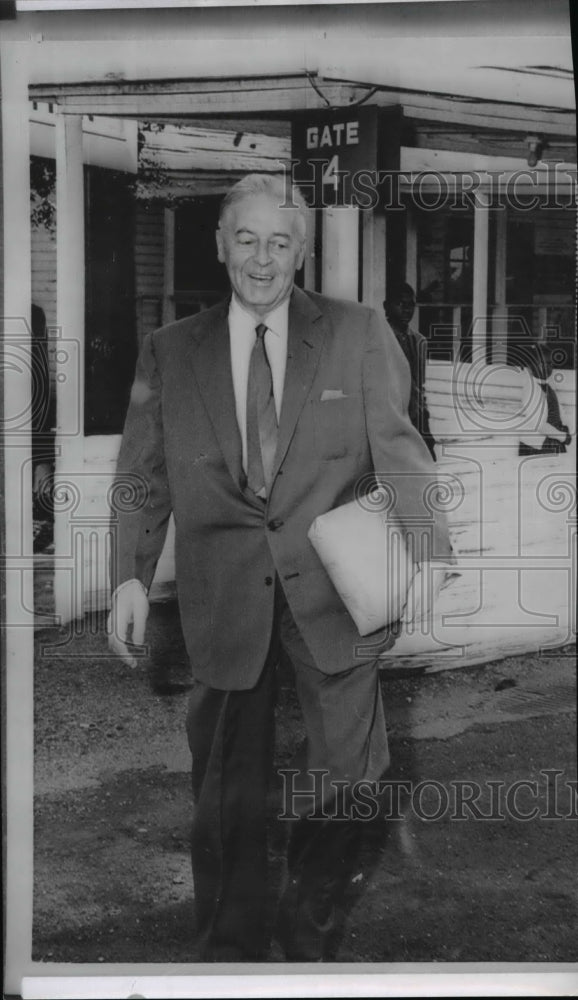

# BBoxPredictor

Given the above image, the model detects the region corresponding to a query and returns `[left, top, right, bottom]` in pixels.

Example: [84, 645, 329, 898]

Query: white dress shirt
[228, 293, 289, 472]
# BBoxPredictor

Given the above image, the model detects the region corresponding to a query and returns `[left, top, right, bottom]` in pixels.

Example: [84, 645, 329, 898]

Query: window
[504, 209, 575, 368]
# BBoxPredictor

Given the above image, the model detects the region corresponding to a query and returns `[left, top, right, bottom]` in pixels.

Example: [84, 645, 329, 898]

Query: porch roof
[30, 73, 576, 142]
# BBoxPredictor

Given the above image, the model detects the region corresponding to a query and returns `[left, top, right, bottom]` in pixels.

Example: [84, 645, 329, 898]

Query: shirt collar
[229, 292, 290, 338]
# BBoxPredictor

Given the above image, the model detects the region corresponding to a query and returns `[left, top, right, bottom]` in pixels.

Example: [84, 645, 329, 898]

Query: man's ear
[296, 241, 306, 271]
[216, 227, 225, 263]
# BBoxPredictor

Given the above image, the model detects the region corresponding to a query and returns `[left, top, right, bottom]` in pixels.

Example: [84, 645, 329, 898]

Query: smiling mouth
[248, 274, 274, 283]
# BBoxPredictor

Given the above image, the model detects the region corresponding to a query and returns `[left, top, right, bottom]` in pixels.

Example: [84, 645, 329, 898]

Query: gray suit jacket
[112, 287, 453, 689]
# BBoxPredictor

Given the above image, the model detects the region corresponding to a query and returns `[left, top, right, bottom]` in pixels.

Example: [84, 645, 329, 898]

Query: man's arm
[108, 332, 173, 666]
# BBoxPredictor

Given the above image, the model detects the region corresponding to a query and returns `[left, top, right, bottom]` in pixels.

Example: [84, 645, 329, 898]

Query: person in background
[518, 341, 571, 457]
[384, 282, 437, 461]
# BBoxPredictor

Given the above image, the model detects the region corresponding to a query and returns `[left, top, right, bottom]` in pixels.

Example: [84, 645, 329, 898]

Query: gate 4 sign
[292, 107, 377, 207]
[291, 106, 400, 208]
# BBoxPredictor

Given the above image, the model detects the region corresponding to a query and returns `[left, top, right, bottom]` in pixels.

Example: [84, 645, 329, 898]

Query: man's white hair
[219, 173, 308, 242]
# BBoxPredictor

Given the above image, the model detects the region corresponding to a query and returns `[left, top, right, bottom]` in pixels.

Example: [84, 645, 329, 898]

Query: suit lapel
[273, 287, 326, 477]
[190, 300, 245, 491]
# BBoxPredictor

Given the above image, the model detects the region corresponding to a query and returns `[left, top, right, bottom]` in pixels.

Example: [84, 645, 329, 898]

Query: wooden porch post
[1, 38, 34, 984]
[54, 113, 85, 622]
[321, 206, 359, 301]
[472, 188, 490, 365]
[405, 206, 418, 290]
[491, 208, 508, 363]
[362, 209, 386, 309]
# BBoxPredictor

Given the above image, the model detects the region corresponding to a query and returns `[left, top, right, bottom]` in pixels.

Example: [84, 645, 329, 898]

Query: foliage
[134, 121, 178, 204]
[30, 120, 199, 231]
[30, 157, 56, 232]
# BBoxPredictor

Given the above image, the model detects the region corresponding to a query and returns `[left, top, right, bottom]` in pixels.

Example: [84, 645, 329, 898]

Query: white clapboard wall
[31, 210, 58, 384]
[135, 201, 165, 344]
[54, 361, 576, 673]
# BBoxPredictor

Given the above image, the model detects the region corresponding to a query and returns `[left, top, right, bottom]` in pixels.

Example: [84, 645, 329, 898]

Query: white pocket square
[320, 389, 348, 401]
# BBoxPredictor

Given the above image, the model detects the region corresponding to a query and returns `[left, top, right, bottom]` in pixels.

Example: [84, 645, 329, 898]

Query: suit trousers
[185, 581, 391, 961]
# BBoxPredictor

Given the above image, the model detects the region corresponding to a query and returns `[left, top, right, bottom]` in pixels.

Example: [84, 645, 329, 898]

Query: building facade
[3, 0, 576, 665]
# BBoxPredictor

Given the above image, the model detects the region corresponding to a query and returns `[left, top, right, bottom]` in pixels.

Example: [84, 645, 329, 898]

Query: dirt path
[33, 611, 577, 964]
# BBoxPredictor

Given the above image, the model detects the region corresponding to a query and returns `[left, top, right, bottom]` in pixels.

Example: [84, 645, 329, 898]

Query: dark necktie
[246, 323, 278, 499]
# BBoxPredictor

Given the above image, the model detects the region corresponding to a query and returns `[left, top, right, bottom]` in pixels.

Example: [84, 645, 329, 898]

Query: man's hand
[401, 560, 459, 627]
[107, 579, 150, 668]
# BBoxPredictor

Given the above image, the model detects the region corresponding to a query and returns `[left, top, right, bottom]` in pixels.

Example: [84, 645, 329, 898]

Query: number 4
[322, 155, 340, 191]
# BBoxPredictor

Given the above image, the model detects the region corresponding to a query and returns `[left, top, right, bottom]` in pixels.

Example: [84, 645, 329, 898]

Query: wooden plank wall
[30, 212, 57, 381]
[134, 200, 165, 345]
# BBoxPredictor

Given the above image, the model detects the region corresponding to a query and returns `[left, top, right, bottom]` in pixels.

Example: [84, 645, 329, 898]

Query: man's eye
[271, 241, 289, 251]
[237, 236, 255, 246]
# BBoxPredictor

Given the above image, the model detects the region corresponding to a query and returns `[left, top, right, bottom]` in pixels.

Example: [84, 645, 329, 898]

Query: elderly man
[108, 174, 454, 962]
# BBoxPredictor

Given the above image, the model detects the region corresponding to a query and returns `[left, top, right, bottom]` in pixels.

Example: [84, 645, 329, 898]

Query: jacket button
[267, 518, 283, 531]
[265, 576, 273, 586]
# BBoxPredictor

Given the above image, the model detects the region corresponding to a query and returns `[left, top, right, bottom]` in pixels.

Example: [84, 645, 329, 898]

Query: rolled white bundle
[308, 499, 414, 636]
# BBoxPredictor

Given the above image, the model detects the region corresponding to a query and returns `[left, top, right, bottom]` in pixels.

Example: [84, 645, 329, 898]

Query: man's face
[216, 192, 306, 317]
[389, 291, 416, 330]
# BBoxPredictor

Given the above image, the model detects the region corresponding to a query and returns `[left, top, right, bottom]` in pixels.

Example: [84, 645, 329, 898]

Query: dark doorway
[174, 197, 229, 318]
[84, 166, 137, 435]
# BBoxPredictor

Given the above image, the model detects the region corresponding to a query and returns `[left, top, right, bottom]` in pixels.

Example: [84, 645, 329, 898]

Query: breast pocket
[312, 396, 361, 461]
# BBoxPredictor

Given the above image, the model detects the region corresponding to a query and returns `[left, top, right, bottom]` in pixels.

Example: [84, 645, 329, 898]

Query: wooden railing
[375, 361, 576, 671]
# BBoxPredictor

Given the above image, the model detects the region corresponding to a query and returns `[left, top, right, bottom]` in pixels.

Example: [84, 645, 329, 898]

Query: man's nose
[254, 241, 272, 265]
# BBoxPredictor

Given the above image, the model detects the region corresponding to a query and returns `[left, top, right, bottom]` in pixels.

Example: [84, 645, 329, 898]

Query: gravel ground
[33, 604, 577, 964]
